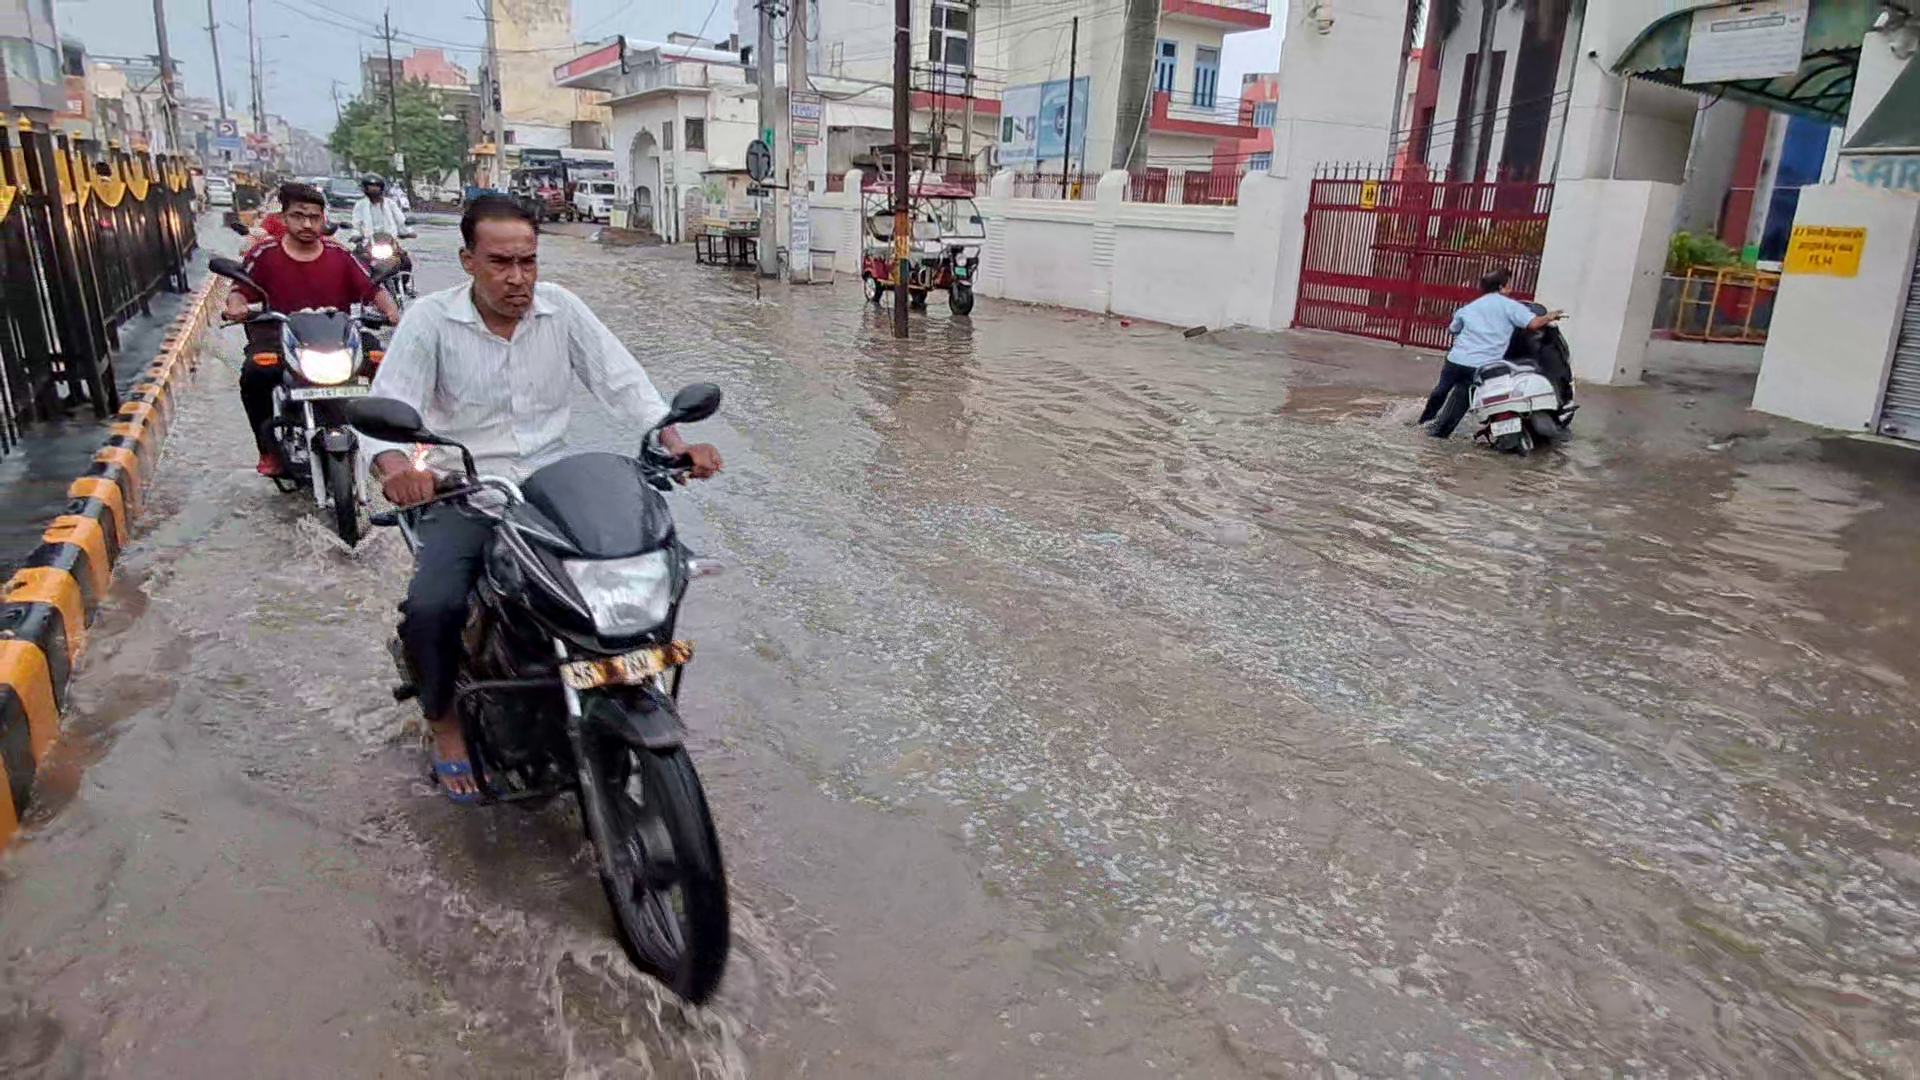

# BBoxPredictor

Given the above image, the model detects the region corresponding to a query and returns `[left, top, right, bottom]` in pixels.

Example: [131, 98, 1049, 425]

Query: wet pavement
[5, 220, 1920, 1078]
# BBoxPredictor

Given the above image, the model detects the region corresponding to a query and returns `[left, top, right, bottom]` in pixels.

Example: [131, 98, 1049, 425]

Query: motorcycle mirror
[206, 256, 268, 299]
[325, 221, 341, 236]
[661, 383, 722, 428]
[344, 397, 430, 443]
[226, 220, 249, 236]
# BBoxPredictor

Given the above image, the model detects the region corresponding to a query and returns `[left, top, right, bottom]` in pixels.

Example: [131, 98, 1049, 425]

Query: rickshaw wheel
[861, 274, 884, 304]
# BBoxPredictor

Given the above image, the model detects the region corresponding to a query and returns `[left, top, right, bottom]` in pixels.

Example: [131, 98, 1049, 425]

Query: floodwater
[4, 220, 1920, 1078]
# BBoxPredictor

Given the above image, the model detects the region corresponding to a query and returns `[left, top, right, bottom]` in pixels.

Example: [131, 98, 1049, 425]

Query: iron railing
[0, 122, 197, 458]
[1009, 171, 1101, 201]
[1129, 169, 1243, 206]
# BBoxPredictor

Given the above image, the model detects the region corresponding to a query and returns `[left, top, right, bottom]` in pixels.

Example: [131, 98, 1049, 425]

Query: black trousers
[240, 324, 282, 455]
[402, 508, 494, 720]
[1419, 360, 1479, 438]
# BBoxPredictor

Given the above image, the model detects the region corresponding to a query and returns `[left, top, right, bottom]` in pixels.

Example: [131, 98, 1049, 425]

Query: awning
[1845, 55, 1920, 153]
[1612, 0, 1879, 124]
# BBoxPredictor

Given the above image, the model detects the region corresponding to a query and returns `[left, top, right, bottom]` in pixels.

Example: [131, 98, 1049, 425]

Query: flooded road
[5, 220, 1920, 1077]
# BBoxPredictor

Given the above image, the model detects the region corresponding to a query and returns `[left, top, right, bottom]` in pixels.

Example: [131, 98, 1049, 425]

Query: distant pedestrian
[1419, 268, 1563, 438]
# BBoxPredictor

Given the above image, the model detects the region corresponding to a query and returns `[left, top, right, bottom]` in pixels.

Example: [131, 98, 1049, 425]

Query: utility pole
[205, 0, 228, 122]
[151, 0, 182, 153]
[480, 0, 507, 189]
[1060, 16, 1077, 197]
[331, 80, 343, 124]
[247, 0, 265, 134]
[960, 0, 975, 178]
[891, 0, 909, 337]
[1112, 0, 1158, 171]
[786, 0, 811, 281]
[755, 0, 778, 277]
[382, 8, 413, 197]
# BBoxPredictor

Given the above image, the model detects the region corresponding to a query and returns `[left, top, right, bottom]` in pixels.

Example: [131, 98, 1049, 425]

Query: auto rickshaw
[859, 175, 984, 316]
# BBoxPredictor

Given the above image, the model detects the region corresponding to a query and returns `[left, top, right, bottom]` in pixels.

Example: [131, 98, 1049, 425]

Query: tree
[328, 79, 466, 183]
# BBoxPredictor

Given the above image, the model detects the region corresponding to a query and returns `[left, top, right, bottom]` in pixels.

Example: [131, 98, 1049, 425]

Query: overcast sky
[57, 0, 1283, 140]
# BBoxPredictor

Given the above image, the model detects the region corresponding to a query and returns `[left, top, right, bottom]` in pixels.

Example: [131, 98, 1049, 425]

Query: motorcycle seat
[1476, 360, 1536, 381]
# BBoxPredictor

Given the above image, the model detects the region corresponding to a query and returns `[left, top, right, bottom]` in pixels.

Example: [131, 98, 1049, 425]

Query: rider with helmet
[351, 174, 414, 296]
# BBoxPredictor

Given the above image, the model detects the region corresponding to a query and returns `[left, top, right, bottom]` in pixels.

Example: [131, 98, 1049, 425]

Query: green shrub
[1668, 230, 1740, 273]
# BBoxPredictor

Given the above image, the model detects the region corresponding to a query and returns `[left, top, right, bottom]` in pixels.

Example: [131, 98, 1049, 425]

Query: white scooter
[1469, 305, 1576, 455]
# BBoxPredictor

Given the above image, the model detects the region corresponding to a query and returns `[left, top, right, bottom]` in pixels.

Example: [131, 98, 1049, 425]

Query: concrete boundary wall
[0, 275, 222, 853]
[977, 171, 1289, 330]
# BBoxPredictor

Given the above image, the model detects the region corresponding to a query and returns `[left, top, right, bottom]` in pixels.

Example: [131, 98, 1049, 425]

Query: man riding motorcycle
[223, 182, 402, 475]
[351, 174, 414, 297]
[361, 194, 723, 799]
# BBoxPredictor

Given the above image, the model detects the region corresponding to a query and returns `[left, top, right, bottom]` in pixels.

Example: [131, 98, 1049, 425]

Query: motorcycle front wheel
[582, 707, 730, 1003]
[321, 450, 362, 546]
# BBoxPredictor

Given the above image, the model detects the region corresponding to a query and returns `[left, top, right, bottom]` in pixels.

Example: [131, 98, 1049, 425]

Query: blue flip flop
[431, 758, 484, 805]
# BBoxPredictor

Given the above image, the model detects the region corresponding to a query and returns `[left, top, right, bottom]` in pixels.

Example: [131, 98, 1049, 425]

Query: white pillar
[1754, 185, 1920, 430]
[1265, 0, 1407, 327]
[1535, 178, 1680, 385]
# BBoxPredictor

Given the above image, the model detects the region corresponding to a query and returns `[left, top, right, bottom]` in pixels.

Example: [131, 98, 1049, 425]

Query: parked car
[325, 176, 361, 210]
[205, 173, 234, 207]
[569, 179, 619, 223]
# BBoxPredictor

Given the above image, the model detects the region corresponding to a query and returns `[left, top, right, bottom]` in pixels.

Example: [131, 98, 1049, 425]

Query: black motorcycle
[346, 388, 732, 1003]
[209, 254, 395, 545]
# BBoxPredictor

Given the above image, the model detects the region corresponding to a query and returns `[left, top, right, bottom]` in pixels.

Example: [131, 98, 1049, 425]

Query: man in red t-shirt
[224, 182, 401, 475]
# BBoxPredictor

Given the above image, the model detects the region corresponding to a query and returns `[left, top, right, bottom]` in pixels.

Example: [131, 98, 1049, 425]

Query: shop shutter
[1878, 243, 1920, 441]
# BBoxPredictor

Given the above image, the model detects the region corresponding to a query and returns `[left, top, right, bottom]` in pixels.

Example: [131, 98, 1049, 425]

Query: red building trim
[911, 91, 1001, 116]
[1148, 92, 1255, 139]
[1162, 0, 1271, 30]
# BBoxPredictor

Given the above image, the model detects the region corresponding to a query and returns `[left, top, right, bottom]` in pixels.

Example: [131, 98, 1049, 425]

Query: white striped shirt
[362, 282, 668, 480]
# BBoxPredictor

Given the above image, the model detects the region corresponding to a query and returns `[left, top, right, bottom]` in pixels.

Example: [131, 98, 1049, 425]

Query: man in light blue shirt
[1419, 267, 1563, 437]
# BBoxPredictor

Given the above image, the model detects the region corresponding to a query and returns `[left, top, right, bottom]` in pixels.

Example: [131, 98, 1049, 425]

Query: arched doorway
[628, 128, 660, 236]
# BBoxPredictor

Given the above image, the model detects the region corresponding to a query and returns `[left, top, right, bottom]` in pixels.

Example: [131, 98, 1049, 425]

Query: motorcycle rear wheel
[321, 450, 361, 546]
[583, 709, 730, 1003]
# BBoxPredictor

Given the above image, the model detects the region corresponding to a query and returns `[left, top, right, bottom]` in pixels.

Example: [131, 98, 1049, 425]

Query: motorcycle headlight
[297, 347, 353, 386]
[563, 550, 673, 636]
[370, 243, 394, 260]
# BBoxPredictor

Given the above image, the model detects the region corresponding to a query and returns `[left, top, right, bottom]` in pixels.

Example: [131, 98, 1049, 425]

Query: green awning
[1612, 0, 1880, 123]
[1845, 56, 1920, 153]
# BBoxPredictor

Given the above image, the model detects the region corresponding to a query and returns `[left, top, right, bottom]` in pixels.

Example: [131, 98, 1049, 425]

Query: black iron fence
[0, 122, 197, 458]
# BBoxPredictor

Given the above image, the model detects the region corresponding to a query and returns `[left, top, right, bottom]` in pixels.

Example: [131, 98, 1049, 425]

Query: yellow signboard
[1359, 180, 1380, 210]
[1784, 225, 1866, 277]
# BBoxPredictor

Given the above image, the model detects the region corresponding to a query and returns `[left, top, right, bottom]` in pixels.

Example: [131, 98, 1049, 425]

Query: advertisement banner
[998, 77, 1087, 170]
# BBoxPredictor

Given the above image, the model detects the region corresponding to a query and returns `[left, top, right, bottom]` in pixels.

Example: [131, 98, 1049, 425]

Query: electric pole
[960, 0, 975, 177]
[479, 0, 507, 189]
[382, 9, 413, 197]
[1060, 16, 1077, 197]
[891, 0, 909, 337]
[205, 0, 228, 122]
[755, 0, 778, 276]
[152, 0, 182, 153]
[786, 0, 811, 282]
[247, 0, 265, 134]
[1112, 0, 1158, 170]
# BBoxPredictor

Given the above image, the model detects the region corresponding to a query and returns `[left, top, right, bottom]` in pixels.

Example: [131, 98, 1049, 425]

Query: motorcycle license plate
[560, 641, 695, 690]
[288, 385, 370, 401]
[1491, 417, 1523, 437]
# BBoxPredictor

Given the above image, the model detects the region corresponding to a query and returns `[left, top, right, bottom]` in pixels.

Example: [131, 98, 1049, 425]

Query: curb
[0, 275, 224, 851]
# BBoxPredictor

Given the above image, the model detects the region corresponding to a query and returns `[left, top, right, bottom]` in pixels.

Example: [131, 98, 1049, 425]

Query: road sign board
[747, 183, 773, 198]
[746, 139, 772, 182]
[214, 118, 239, 138]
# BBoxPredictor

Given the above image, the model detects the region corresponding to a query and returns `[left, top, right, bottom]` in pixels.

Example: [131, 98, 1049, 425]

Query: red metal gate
[1295, 165, 1554, 350]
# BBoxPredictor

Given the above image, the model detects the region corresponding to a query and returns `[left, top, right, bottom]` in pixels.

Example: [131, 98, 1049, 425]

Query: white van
[571, 180, 619, 223]
[205, 173, 233, 207]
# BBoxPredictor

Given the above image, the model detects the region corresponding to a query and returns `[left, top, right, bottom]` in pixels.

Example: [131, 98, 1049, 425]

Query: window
[1247, 152, 1272, 172]
[685, 117, 706, 151]
[1194, 46, 1220, 109]
[1154, 40, 1176, 94]
[662, 120, 674, 151]
[1252, 101, 1276, 128]
[929, 0, 971, 94]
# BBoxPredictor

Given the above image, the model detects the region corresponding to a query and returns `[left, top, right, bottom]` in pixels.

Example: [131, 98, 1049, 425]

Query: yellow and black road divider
[0, 274, 224, 852]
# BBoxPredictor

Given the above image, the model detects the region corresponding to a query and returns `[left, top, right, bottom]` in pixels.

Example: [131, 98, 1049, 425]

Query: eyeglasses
[284, 210, 325, 225]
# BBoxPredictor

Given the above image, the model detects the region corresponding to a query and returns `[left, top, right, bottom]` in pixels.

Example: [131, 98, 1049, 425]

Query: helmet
[360, 173, 386, 193]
